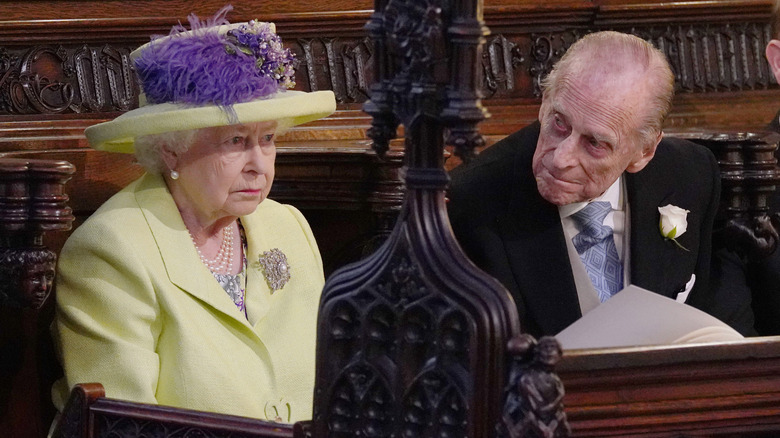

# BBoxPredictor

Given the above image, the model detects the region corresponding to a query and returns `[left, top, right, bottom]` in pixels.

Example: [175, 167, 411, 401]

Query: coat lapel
[240, 211, 272, 327]
[496, 149, 582, 335]
[133, 173, 258, 329]
[626, 169, 692, 298]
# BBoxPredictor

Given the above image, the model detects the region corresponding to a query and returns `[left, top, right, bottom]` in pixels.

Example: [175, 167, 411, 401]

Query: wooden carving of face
[0, 249, 56, 309]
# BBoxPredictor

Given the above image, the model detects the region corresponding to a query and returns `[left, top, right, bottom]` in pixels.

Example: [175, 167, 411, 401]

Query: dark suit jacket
[448, 122, 722, 337]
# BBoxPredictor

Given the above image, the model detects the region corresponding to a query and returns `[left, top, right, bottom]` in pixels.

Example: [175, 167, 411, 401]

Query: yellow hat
[85, 6, 336, 153]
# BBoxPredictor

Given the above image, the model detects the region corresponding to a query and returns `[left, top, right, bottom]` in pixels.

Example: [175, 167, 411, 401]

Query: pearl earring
[170, 170, 179, 180]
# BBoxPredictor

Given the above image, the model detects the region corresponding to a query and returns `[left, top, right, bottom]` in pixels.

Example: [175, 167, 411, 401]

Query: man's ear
[625, 131, 661, 173]
[766, 39, 780, 83]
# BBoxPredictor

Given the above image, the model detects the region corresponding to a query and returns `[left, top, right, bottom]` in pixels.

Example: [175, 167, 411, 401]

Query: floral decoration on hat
[225, 20, 296, 90]
[135, 5, 297, 115]
[83, 4, 336, 153]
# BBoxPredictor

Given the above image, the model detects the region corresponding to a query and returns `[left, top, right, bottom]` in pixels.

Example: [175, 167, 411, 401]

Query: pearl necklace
[189, 224, 234, 274]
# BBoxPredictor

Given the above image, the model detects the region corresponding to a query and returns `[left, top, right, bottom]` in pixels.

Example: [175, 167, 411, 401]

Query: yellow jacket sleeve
[53, 199, 162, 408]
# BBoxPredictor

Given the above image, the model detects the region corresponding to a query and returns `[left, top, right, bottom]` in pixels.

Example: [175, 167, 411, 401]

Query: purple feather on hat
[134, 4, 297, 116]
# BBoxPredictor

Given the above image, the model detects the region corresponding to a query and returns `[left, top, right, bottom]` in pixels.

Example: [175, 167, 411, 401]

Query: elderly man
[448, 31, 726, 337]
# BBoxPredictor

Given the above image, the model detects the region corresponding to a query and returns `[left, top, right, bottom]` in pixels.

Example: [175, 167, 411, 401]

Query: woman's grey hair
[540, 31, 675, 151]
[134, 129, 198, 173]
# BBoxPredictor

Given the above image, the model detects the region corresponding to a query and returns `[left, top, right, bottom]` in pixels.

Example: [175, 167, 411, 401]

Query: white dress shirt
[559, 176, 631, 314]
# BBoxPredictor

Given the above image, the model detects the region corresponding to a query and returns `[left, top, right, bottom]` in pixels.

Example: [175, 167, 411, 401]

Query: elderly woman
[51, 7, 335, 423]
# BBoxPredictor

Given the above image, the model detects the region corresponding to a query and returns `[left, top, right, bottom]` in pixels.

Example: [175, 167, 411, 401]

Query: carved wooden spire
[308, 1, 520, 438]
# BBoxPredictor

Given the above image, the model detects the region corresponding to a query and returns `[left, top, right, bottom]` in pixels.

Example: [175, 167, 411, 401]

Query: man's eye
[231, 136, 244, 145]
[553, 114, 566, 130]
[263, 134, 274, 142]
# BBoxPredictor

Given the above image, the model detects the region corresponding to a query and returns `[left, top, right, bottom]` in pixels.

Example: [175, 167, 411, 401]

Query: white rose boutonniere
[658, 204, 690, 251]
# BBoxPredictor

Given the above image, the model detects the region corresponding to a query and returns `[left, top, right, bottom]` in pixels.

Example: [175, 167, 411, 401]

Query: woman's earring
[170, 170, 179, 180]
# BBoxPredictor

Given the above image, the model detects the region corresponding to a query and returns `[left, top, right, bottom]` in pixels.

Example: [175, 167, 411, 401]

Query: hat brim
[85, 90, 336, 153]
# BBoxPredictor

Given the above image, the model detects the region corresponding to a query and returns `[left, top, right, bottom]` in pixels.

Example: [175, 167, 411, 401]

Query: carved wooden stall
[308, 0, 524, 437]
[1, 0, 780, 437]
[0, 158, 73, 438]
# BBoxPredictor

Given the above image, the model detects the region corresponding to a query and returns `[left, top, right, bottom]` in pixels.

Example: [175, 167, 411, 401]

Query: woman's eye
[231, 136, 244, 145]
[263, 134, 274, 142]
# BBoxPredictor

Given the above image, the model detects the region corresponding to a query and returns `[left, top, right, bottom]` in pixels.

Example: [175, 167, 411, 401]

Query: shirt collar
[559, 175, 623, 219]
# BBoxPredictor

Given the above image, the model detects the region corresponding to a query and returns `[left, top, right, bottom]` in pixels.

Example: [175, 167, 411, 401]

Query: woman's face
[169, 120, 277, 223]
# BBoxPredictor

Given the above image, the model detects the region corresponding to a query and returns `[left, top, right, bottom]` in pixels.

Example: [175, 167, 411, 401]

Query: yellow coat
[51, 172, 323, 423]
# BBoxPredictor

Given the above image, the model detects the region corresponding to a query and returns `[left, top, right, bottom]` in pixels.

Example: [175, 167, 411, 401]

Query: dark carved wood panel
[310, 1, 525, 438]
[0, 2, 774, 132]
[516, 22, 775, 99]
[0, 44, 137, 115]
[0, 21, 774, 114]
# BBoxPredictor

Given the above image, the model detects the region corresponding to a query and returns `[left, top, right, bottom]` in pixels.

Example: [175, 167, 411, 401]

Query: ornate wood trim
[0, 1, 774, 133]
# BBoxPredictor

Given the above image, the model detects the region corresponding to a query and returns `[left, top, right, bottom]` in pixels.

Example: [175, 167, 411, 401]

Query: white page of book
[556, 284, 744, 350]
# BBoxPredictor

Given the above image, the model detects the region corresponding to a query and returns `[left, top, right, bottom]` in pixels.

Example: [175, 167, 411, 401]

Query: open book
[556, 284, 744, 350]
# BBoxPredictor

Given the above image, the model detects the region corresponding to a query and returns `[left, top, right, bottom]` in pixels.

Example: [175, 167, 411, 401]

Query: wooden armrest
[52, 383, 294, 438]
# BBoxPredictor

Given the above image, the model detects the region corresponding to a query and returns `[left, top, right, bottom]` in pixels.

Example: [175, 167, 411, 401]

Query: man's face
[532, 78, 655, 206]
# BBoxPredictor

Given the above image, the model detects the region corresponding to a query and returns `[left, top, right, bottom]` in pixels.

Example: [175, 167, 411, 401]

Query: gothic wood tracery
[0, 20, 774, 117]
[0, 45, 136, 115]
[308, 1, 522, 438]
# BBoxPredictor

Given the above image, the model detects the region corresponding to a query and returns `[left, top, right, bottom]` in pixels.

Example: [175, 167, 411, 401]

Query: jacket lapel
[626, 170, 690, 298]
[240, 211, 272, 327]
[496, 148, 582, 335]
[133, 173, 258, 329]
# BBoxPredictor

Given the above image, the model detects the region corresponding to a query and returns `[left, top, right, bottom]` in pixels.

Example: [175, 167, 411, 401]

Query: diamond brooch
[257, 248, 291, 293]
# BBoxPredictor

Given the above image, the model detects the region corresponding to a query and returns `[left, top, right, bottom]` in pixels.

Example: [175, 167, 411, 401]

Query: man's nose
[550, 135, 578, 169]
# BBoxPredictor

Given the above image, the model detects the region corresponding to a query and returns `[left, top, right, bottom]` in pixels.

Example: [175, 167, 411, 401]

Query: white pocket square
[675, 274, 696, 303]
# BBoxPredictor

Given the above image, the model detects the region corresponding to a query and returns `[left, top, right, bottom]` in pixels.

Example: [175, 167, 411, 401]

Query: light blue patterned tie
[571, 201, 623, 302]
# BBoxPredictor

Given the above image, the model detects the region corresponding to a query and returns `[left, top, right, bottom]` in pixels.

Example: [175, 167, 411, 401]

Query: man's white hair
[540, 31, 674, 151]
